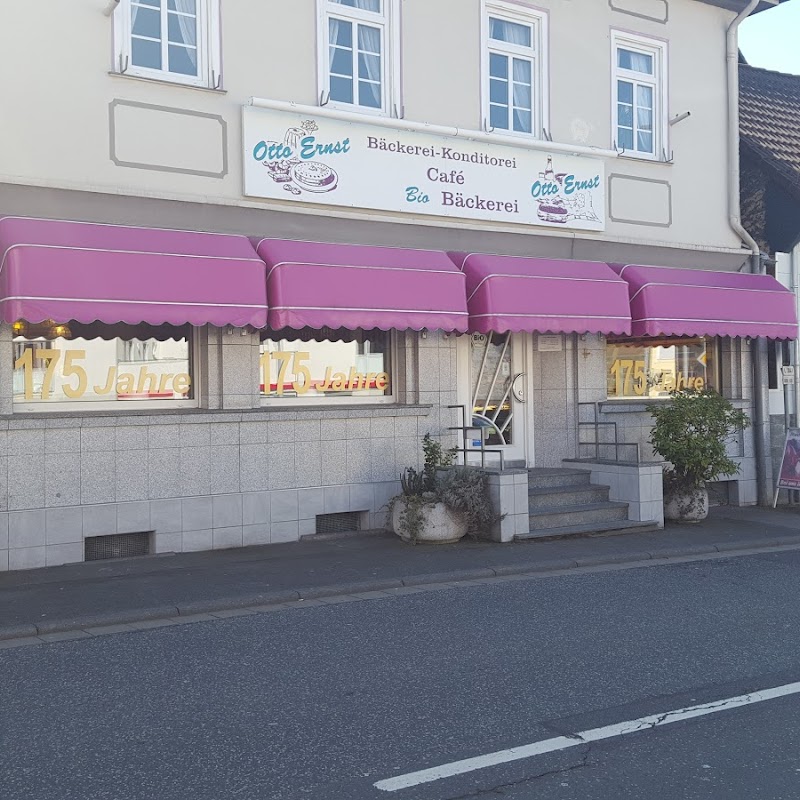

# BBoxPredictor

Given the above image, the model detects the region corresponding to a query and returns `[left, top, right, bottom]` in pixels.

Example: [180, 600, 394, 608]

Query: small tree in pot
[649, 389, 750, 522]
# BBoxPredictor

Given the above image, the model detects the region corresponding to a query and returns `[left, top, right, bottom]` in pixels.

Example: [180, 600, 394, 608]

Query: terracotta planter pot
[664, 485, 709, 522]
[391, 498, 468, 544]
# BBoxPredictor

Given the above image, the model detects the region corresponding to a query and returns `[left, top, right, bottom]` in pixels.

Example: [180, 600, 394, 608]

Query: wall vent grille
[85, 532, 151, 562]
[315, 512, 362, 535]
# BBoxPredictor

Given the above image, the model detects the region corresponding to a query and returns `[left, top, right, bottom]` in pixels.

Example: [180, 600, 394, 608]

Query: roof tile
[740, 64, 800, 197]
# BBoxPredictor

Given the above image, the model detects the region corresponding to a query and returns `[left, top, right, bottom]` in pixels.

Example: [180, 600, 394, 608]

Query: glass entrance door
[463, 332, 528, 465]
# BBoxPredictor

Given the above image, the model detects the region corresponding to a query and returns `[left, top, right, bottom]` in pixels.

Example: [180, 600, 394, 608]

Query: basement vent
[315, 512, 362, 535]
[85, 532, 151, 562]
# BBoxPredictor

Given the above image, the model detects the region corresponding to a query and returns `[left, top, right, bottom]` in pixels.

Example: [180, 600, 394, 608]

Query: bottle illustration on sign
[255, 120, 341, 197]
[531, 155, 601, 225]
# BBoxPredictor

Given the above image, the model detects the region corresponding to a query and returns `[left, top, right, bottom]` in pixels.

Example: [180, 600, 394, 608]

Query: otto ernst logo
[530, 156, 601, 224]
[252, 120, 348, 196]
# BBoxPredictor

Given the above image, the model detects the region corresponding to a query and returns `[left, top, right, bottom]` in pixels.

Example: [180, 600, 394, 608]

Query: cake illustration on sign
[533, 156, 601, 226]
[260, 120, 340, 196]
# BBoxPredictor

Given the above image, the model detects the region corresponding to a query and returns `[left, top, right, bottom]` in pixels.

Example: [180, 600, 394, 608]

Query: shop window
[606, 337, 718, 400]
[260, 328, 392, 403]
[12, 321, 194, 410]
[611, 31, 667, 159]
[319, 0, 399, 115]
[483, 1, 547, 136]
[113, 0, 222, 89]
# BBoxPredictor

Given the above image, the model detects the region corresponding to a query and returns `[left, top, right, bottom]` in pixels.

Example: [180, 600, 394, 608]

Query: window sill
[108, 71, 227, 95]
[323, 100, 394, 119]
[483, 128, 543, 142]
[616, 151, 672, 166]
[599, 400, 660, 413]
[0, 403, 433, 426]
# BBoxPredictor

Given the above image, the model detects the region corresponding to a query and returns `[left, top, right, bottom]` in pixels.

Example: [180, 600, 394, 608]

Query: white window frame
[317, 0, 402, 118]
[481, 0, 548, 139]
[259, 330, 397, 407]
[11, 327, 201, 414]
[113, 0, 222, 89]
[611, 30, 668, 161]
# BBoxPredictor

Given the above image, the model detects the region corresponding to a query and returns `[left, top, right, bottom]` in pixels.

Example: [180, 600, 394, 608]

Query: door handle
[511, 372, 526, 403]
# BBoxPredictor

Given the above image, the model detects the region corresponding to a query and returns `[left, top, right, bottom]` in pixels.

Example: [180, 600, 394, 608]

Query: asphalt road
[2, 551, 800, 800]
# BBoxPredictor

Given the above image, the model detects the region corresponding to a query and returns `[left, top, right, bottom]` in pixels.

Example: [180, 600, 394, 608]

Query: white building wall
[0, 0, 744, 256]
[0, 0, 764, 568]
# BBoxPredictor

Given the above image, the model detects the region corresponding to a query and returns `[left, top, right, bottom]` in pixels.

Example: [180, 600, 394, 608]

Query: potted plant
[649, 389, 750, 522]
[388, 434, 500, 544]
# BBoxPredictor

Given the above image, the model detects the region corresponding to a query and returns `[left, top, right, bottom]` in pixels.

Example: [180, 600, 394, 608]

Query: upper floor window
[114, 0, 221, 88]
[612, 32, 667, 159]
[483, 2, 547, 137]
[320, 0, 399, 115]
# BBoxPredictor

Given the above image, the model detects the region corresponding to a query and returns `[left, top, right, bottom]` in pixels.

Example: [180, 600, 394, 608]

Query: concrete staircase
[515, 468, 659, 541]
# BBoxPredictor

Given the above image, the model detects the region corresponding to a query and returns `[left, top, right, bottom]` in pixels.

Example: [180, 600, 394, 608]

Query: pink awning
[450, 252, 632, 335]
[612, 264, 799, 339]
[0, 217, 268, 328]
[255, 238, 469, 332]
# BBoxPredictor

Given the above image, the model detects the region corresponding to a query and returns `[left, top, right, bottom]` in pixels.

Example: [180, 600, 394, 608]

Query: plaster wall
[0, 0, 743, 257]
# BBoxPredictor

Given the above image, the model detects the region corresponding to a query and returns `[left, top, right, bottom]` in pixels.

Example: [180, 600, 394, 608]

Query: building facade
[0, 0, 792, 571]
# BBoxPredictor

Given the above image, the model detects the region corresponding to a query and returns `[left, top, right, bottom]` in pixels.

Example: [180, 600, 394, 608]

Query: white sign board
[242, 107, 606, 231]
[782, 365, 795, 385]
[537, 335, 564, 352]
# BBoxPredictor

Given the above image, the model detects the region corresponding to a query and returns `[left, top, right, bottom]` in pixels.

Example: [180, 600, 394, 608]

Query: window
[114, 0, 221, 88]
[12, 321, 195, 410]
[606, 337, 718, 400]
[260, 329, 392, 403]
[483, 2, 547, 137]
[320, 0, 399, 115]
[612, 32, 667, 159]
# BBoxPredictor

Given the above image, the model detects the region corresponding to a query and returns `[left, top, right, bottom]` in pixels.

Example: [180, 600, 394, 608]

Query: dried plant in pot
[649, 389, 750, 522]
[388, 434, 500, 544]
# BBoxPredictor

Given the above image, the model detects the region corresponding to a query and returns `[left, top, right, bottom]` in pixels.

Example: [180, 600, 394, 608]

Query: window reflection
[260, 329, 391, 400]
[12, 321, 191, 405]
[606, 337, 717, 400]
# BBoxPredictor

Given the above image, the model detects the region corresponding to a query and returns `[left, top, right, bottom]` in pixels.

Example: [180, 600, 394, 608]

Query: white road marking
[374, 680, 800, 792]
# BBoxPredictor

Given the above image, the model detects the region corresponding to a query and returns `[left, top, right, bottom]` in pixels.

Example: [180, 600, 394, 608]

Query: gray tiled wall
[0, 327, 459, 571]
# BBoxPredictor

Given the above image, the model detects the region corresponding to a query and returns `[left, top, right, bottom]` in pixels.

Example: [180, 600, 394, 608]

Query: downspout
[794, 245, 800, 436]
[727, 0, 772, 506]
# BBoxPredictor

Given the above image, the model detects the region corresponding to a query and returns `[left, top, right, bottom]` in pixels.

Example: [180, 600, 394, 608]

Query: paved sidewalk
[1, 505, 799, 642]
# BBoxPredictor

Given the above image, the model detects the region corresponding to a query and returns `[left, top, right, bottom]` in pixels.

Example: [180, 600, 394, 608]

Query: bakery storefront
[1, 103, 798, 571]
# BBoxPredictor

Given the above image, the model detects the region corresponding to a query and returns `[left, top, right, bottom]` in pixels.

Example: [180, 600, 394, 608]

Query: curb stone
[492, 559, 579, 575]
[400, 568, 497, 585]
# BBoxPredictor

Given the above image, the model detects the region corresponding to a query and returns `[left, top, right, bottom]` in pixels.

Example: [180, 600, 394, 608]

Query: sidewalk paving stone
[1, 505, 800, 640]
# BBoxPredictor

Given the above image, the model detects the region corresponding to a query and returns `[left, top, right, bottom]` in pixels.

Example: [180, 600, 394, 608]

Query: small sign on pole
[781, 365, 795, 385]
[774, 428, 800, 507]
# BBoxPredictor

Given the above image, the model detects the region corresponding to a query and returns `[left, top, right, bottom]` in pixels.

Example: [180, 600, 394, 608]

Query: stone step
[514, 519, 662, 541]
[527, 467, 592, 490]
[528, 484, 610, 510]
[528, 501, 629, 530]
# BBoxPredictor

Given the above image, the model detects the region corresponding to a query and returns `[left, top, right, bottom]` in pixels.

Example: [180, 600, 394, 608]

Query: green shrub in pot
[649, 389, 750, 521]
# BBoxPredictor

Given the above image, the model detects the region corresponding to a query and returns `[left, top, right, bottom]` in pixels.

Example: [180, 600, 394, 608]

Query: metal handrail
[577, 402, 641, 463]
[448, 405, 505, 470]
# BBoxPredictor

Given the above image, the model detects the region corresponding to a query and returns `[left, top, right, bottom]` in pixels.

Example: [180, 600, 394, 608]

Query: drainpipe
[794, 245, 800, 434]
[727, 0, 772, 506]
